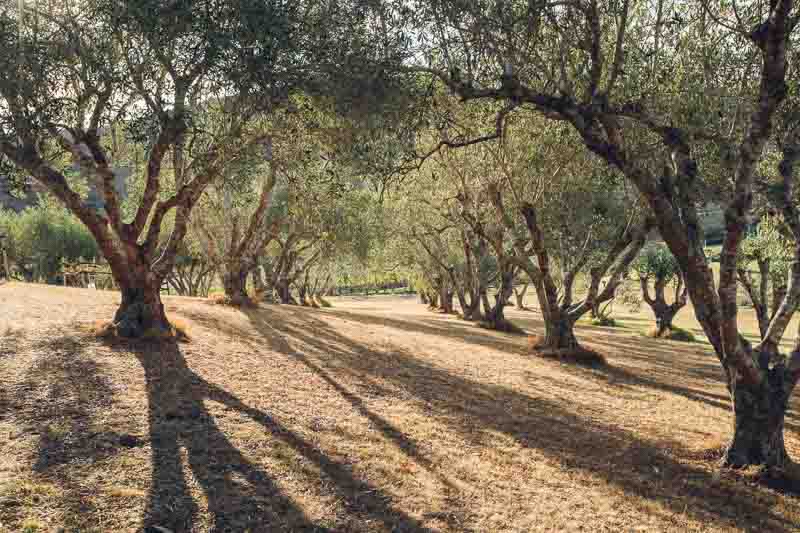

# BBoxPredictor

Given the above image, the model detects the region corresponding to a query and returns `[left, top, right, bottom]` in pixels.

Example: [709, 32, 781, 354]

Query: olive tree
[0, 0, 393, 336]
[737, 215, 792, 339]
[634, 243, 689, 337]
[400, 0, 800, 469]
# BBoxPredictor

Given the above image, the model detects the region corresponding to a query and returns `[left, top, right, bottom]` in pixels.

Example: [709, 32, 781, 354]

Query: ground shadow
[129, 338, 432, 532]
[235, 304, 800, 532]
[322, 305, 800, 430]
[6, 336, 119, 526]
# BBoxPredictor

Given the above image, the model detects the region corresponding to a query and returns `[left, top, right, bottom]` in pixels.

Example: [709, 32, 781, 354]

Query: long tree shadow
[130, 338, 432, 532]
[321, 304, 800, 431]
[240, 309, 474, 532]
[585, 336, 800, 431]
[237, 305, 800, 532]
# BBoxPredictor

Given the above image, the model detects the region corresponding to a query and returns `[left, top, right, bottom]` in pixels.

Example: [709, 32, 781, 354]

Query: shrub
[0, 202, 98, 283]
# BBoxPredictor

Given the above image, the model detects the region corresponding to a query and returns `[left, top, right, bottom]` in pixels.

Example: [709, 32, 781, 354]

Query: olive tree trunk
[115, 271, 170, 338]
[723, 357, 795, 468]
[481, 264, 515, 330]
[542, 314, 579, 350]
[641, 276, 688, 336]
[514, 283, 529, 310]
[222, 265, 251, 306]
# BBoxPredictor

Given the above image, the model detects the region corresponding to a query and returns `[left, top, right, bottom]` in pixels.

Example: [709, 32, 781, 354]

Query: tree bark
[654, 305, 679, 336]
[428, 288, 439, 308]
[114, 274, 170, 338]
[222, 266, 251, 306]
[251, 262, 267, 296]
[641, 276, 688, 336]
[460, 290, 482, 321]
[723, 365, 795, 469]
[541, 315, 579, 351]
[438, 284, 454, 313]
[481, 265, 515, 330]
[277, 277, 296, 304]
[514, 283, 529, 310]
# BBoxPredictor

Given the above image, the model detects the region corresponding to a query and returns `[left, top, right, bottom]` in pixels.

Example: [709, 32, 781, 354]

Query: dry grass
[81, 317, 190, 343]
[646, 326, 697, 343]
[527, 334, 609, 367]
[477, 317, 526, 334]
[207, 293, 257, 308]
[1, 283, 800, 532]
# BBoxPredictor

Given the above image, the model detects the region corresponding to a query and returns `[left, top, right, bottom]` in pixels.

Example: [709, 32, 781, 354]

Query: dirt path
[1, 283, 799, 532]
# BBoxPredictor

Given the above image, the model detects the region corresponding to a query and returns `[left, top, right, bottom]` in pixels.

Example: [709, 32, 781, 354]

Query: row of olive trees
[0, 0, 403, 336]
[391, 110, 655, 348]
[386, 0, 800, 469]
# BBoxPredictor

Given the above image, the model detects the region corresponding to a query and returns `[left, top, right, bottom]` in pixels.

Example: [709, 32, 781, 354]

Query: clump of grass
[682, 436, 728, 462]
[207, 293, 257, 308]
[21, 519, 46, 533]
[591, 316, 618, 327]
[317, 297, 333, 308]
[84, 317, 190, 343]
[167, 317, 191, 342]
[84, 319, 117, 339]
[107, 486, 147, 499]
[527, 334, 607, 367]
[645, 326, 695, 343]
[477, 319, 525, 334]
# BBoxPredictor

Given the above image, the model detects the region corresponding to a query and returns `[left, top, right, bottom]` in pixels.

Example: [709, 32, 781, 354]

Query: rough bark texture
[542, 316, 579, 351]
[438, 284, 455, 313]
[641, 275, 688, 336]
[277, 277, 295, 305]
[222, 267, 251, 307]
[514, 283, 529, 310]
[481, 265, 515, 331]
[427, 289, 439, 309]
[460, 291, 482, 321]
[723, 362, 795, 469]
[114, 278, 170, 338]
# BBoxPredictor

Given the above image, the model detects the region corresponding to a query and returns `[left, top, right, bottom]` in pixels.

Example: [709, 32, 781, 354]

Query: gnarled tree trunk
[427, 288, 439, 309]
[277, 276, 295, 304]
[438, 283, 454, 313]
[481, 264, 515, 330]
[723, 360, 795, 469]
[222, 264, 251, 306]
[542, 314, 579, 351]
[460, 290, 482, 321]
[641, 275, 688, 336]
[114, 269, 170, 338]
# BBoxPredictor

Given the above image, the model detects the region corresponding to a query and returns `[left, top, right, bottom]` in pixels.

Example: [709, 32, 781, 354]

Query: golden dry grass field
[1, 282, 800, 532]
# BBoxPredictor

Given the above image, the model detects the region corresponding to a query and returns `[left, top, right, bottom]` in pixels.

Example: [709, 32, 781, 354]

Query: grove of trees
[4, 0, 800, 478]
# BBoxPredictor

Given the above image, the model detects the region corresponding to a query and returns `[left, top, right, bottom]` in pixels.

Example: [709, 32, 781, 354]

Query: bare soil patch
[1, 283, 799, 532]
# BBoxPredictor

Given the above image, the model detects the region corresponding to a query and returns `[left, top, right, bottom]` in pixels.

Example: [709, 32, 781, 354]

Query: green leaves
[0, 201, 98, 282]
[634, 243, 680, 282]
[738, 215, 792, 282]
